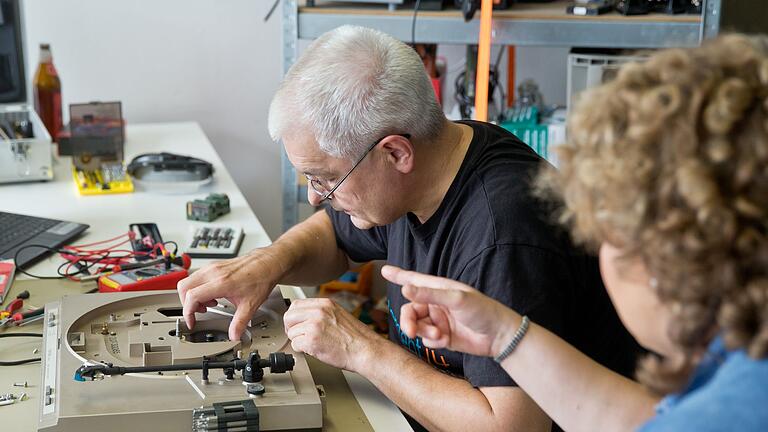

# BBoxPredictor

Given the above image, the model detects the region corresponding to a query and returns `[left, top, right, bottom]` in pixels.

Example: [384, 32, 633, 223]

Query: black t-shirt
[327, 120, 639, 389]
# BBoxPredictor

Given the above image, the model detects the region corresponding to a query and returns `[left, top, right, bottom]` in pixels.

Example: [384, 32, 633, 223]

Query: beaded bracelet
[493, 315, 530, 363]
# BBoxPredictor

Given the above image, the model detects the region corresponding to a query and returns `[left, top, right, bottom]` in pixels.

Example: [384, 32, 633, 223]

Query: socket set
[185, 225, 244, 259]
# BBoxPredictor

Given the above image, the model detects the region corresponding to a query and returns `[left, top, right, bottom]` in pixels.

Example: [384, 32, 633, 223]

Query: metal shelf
[298, 2, 708, 48]
[280, 0, 734, 232]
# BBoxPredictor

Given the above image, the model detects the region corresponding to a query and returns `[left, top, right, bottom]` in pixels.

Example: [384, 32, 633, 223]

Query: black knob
[269, 352, 295, 373]
[242, 352, 263, 383]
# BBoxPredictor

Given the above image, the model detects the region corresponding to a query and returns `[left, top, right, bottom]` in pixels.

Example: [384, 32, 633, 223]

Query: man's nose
[307, 187, 324, 207]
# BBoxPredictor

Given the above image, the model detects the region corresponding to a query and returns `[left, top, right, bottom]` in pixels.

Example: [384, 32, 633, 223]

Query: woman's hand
[381, 265, 522, 358]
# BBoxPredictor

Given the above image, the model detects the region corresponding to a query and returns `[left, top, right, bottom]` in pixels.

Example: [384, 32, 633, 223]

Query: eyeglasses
[306, 134, 410, 202]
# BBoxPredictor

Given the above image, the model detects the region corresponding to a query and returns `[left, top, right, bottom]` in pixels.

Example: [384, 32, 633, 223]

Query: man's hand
[178, 250, 283, 341]
[284, 298, 380, 373]
[381, 265, 521, 358]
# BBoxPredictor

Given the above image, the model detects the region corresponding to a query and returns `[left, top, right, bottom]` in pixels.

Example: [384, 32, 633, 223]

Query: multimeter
[98, 263, 189, 293]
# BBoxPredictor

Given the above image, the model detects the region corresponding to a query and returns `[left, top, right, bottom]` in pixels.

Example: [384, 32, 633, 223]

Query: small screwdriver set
[185, 225, 244, 259]
[72, 163, 134, 195]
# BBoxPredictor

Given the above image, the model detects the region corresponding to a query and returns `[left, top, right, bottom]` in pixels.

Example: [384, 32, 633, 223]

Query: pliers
[0, 290, 27, 320]
[0, 290, 36, 328]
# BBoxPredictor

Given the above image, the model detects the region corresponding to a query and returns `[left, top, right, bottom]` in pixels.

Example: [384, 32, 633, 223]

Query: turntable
[38, 288, 322, 431]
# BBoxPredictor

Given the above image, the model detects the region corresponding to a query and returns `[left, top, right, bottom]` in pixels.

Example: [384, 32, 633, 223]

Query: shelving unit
[296, 2, 708, 48]
[280, 0, 760, 232]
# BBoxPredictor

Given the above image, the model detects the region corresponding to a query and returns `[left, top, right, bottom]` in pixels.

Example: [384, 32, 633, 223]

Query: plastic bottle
[33, 43, 62, 141]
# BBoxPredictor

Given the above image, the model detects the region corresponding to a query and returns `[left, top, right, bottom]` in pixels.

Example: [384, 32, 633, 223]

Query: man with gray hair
[179, 25, 638, 431]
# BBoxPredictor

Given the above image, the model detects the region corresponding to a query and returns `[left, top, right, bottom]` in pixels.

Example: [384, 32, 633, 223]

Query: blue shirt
[638, 337, 768, 431]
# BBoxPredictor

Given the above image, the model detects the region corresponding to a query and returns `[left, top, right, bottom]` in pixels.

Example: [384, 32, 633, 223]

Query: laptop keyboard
[0, 212, 60, 254]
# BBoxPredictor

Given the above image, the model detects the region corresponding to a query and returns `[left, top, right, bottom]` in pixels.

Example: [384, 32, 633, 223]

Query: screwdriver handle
[11, 307, 44, 322]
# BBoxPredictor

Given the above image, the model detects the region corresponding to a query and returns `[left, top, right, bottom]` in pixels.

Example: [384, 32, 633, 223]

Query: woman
[382, 34, 768, 431]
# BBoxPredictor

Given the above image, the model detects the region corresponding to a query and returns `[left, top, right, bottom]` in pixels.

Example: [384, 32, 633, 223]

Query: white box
[567, 53, 646, 111]
[0, 104, 54, 184]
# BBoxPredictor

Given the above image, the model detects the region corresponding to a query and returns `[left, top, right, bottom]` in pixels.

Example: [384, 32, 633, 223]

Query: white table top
[0, 122, 411, 431]
[2, 121, 271, 277]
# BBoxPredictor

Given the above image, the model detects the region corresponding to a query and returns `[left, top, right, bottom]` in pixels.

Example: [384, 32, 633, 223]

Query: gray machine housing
[38, 288, 323, 431]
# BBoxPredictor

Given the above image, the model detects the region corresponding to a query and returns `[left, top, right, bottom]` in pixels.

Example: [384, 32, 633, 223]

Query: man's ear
[380, 135, 415, 174]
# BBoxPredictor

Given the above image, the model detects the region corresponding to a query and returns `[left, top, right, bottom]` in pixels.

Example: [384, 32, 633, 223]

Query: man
[179, 25, 639, 432]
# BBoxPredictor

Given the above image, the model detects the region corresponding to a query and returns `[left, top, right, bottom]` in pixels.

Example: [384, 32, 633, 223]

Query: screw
[33, 348, 39, 354]
[13, 381, 27, 388]
[19, 392, 27, 401]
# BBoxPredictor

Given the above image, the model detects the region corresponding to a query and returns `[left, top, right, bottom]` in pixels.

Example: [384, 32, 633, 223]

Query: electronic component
[0, 212, 89, 271]
[129, 223, 164, 258]
[97, 259, 190, 293]
[186, 225, 244, 259]
[455, 0, 512, 22]
[38, 289, 322, 431]
[567, 1, 613, 15]
[186, 193, 231, 222]
[615, 0, 694, 15]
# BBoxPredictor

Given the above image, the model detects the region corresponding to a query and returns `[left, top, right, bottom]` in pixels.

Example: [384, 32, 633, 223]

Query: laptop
[0, 211, 89, 269]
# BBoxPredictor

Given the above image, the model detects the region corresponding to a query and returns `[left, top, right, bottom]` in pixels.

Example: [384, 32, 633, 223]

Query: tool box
[59, 101, 134, 195]
[0, 0, 54, 184]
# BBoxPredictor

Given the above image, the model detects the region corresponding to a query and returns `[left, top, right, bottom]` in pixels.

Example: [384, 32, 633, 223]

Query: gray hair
[268, 25, 445, 160]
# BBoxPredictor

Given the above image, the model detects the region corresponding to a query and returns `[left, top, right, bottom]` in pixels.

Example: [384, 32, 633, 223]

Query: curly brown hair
[537, 34, 768, 394]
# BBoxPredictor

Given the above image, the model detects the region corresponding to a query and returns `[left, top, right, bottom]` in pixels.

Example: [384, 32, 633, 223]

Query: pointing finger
[382, 265, 472, 292]
[402, 284, 467, 308]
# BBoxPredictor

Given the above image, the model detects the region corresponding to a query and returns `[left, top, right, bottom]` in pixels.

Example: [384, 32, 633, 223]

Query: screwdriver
[1, 307, 44, 328]
[13, 307, 45, 326]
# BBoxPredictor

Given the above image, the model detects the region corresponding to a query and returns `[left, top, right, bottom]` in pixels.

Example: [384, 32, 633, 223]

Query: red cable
[55, 232, 166, 281]
[67, 232, 131, 249]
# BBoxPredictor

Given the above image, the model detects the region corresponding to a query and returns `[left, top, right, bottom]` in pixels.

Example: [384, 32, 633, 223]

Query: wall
[21, 0, 285, 239]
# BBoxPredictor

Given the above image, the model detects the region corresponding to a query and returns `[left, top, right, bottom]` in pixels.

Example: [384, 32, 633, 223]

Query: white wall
[22, 0, 285, 239]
